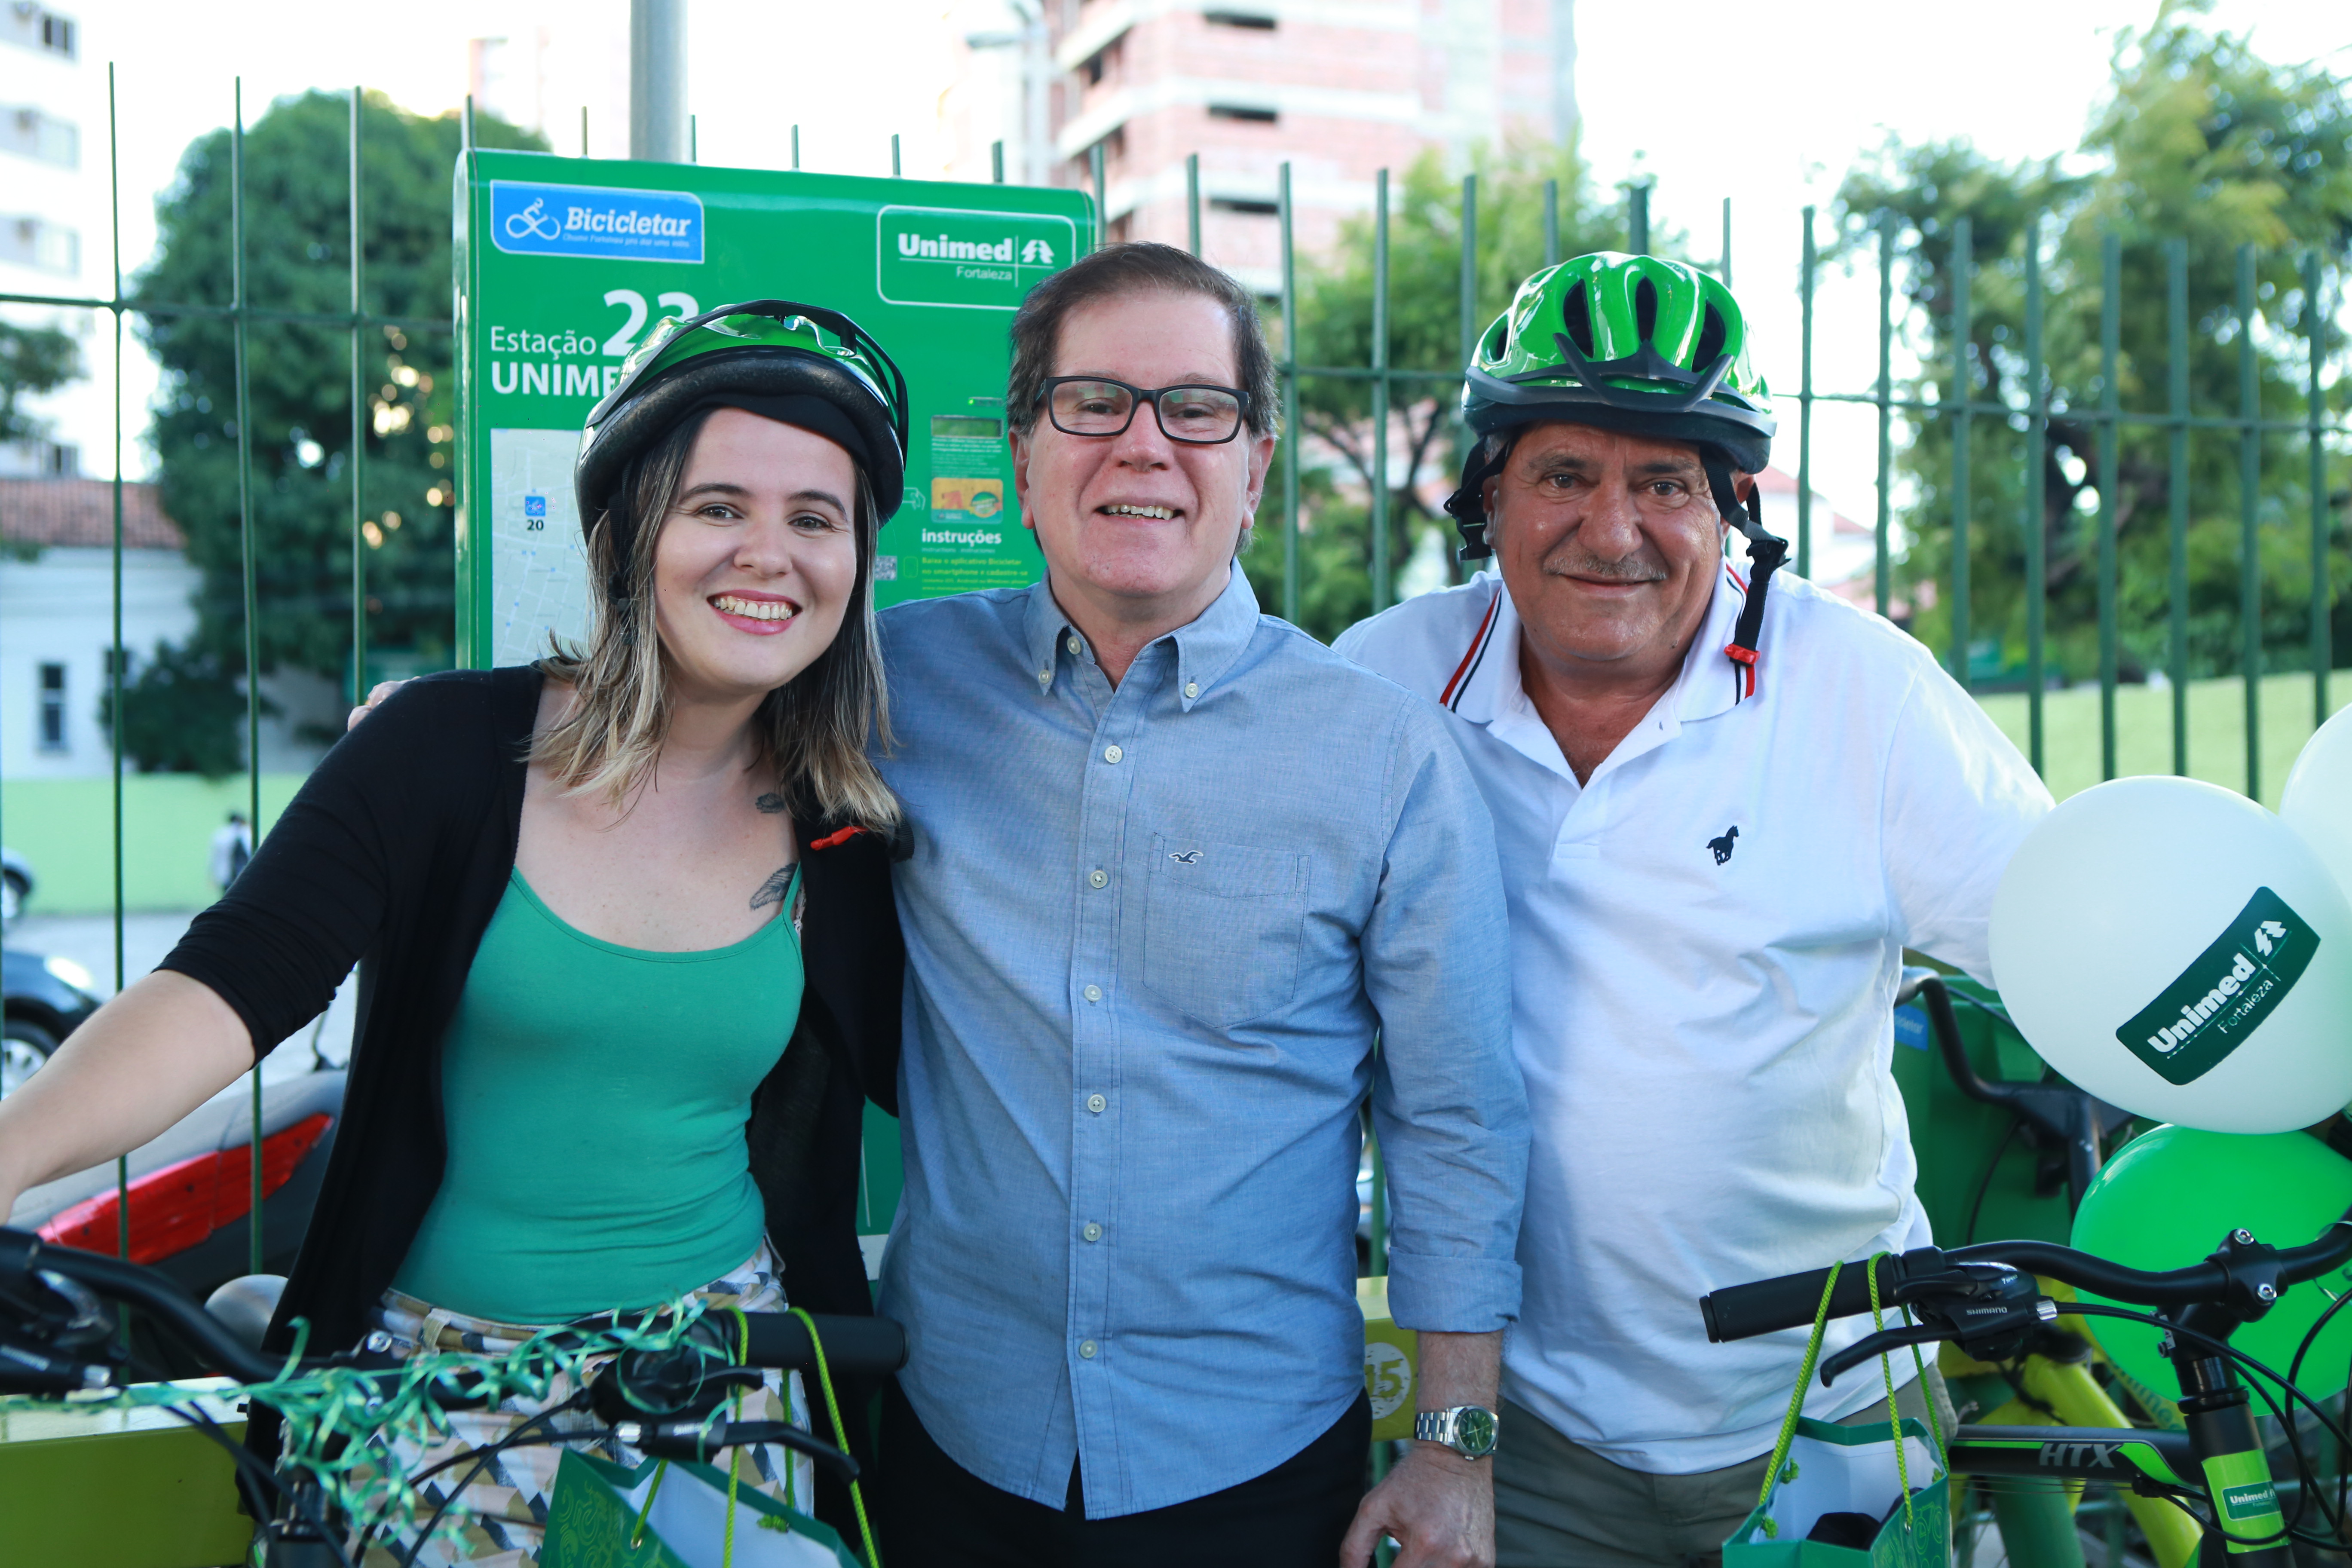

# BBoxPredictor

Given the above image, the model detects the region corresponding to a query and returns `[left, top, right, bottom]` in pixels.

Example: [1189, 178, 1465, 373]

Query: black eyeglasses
[1038, 377, 1250, 445]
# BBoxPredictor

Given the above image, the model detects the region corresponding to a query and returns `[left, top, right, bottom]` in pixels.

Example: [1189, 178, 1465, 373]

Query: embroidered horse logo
[1707, 826, 1740, 866]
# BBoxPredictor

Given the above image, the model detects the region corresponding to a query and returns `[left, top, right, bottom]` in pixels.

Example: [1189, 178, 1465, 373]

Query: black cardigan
[161, 666, 902, 1508]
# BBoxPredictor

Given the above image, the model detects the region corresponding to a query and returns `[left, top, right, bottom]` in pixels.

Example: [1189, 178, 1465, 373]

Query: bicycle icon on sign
[505, 197, 562, 242]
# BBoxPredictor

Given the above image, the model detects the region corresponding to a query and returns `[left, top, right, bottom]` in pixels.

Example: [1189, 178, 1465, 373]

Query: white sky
[36, 0, 2349, 519]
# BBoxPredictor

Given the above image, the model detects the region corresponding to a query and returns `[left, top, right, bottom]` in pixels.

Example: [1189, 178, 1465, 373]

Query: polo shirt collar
[1453, 563, 1753, 776]
[1022, 564, 1259, 710]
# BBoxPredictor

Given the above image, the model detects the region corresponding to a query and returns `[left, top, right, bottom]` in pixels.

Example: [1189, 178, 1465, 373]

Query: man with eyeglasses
[873, 242, 1530, 1568]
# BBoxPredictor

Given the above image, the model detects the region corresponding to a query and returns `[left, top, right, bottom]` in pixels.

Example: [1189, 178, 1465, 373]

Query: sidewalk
[9, 910, 356, 1102]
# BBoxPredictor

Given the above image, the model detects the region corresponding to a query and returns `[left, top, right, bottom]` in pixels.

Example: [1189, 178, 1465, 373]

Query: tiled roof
[0, 478, 186, 550]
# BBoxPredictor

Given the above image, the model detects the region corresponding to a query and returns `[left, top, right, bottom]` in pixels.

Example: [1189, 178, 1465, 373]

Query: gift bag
[1724, 1415, 1949, 1565]
[1724, 1259, 1951, 1567]
[541, 1449, 864, 1568]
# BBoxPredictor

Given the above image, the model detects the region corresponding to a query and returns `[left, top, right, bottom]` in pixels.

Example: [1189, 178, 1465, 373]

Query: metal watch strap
[1414, 1404, 1499, 1458]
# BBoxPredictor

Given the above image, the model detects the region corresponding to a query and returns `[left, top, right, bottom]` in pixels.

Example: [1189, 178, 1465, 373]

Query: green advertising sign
[453, 150, 1093, 668]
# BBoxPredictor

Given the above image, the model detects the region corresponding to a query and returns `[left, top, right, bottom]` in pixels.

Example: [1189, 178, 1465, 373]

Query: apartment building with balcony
[0, 1, 100, 479]
[946, 0, 1576, 294]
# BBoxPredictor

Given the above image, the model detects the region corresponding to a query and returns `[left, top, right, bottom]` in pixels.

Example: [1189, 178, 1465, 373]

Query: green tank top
[391, 865, 802, 1322]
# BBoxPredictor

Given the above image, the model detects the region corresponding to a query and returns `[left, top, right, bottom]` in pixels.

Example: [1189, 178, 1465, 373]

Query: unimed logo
[876, 205, 1075, 309]
[2117, 886, 2318, 1085]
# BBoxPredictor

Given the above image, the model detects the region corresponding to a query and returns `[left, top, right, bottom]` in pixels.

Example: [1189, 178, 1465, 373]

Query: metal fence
[3, 77, 2346, 1326]
[1, 77, 424, 1272]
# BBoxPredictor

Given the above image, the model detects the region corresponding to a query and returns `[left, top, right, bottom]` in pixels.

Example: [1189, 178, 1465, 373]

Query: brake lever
[1820, 1322, 1952, 1387]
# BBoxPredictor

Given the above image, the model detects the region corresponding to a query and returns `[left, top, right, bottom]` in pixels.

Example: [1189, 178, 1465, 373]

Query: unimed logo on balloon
[2118, 886, 2318, 1085]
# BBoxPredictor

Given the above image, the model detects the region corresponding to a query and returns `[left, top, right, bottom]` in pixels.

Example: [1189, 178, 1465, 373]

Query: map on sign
[488, 429, 591, 666]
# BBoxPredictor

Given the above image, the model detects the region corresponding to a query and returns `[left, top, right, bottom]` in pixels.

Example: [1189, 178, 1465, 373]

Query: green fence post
[2023, 215, 2046, 773]
[2167, 240, 2190, 775]
[1543, 178, 1559, 269]
[1797, 207, 1815, 582]
[1090, 144, 1106, 251]
[232, 79, 266, 1276]
[1950, 215, 1972, 692]
[1720, 196, 1732, 286]
[1372, 167, 1391, 612]
[2238, 244, 2260, 799]
[790, 125, 799, 170]
[1459, 171, 1477, 587]
[891, 133, 900, 178]
[351, 88, 366, 706]
[1875, 212, 1895, 619]
[108, 64, 129, 1259]
[1629, 178, 1650, 255]
[1185, 152, 1200, 256]
[2098, 234, 2120, 780]
[991, 140, 1004, 184]
[2313, 251, 2333, 724]
[1279, 161, 1299, 626]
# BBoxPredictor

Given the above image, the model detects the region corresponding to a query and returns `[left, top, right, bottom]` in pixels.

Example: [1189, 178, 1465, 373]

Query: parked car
[0, 848, 33, 925]
[0, 946, 99, 1099]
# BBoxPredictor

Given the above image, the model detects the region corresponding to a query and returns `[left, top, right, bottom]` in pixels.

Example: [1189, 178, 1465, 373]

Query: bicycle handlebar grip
[1702, 1253, 1929, 1343]
[737, 1313, 907, 1375]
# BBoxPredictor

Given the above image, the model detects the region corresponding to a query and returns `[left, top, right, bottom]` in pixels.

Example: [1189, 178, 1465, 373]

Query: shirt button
[1067, 635, 1083, 655]
[1036, 669, 1050, 686]
[1082, 1222, 1103, 1242]
[1079, 1340, 1097, 1359]
[1088, 869, 1108, 888]
[1102, 744, 1123, 764]
[1087, 1093, 1106, 1114]
[1083, 983, 1102, 1003]
[1184, 680, 1198, 700]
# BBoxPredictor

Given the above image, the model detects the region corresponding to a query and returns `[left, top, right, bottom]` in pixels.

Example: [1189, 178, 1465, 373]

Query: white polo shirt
[1336, 564, 2052, 1474]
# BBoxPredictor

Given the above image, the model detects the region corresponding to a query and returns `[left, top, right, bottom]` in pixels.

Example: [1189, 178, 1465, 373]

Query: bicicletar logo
[2117, 886, 2318, 1085]
[876, 205, 1075, 310]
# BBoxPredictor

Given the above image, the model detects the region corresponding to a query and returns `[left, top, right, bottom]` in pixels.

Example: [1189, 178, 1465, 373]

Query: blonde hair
[532, 409, 900, 830]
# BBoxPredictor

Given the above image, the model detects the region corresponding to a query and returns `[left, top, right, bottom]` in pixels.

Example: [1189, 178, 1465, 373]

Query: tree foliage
[134, 89, 540, 763]
[1834, 3, 2352, 684]
[0, 320, 81, 445]
[1244, 138, 1637, 642]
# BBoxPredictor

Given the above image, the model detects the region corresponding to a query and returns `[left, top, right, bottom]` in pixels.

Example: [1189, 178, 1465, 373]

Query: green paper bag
[540, 1449, 863, 1568]
[1723, 1415, 1950, 1566]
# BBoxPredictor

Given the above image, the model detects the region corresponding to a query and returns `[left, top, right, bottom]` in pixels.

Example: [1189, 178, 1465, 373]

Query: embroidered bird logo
[1707, 826, 1740, 866]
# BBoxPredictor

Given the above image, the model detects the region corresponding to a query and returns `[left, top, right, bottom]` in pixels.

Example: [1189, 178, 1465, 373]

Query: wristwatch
[1414, 1405, 1500, 1459]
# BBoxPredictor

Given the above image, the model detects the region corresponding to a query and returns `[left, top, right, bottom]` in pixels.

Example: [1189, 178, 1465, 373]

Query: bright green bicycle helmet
[576, 299, 910, 594]
[1445, 253, 1786, 692]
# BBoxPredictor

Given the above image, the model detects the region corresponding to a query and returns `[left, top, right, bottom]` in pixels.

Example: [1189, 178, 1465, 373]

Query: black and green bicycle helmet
[1445, 253, 1787, 692]
[576, 299, 910, 592]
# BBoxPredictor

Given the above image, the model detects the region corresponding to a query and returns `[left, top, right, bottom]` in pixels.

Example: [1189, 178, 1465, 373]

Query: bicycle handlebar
[1701, 1219, 2352, 1343]
[0, 1226, 907, 1387]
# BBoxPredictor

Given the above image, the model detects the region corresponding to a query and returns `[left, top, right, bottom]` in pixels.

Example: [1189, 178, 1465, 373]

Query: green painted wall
[0, 775, 309, 914]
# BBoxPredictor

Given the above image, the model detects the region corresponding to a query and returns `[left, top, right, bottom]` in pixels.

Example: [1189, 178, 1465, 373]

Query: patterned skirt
[353, 1244, 815, 1568]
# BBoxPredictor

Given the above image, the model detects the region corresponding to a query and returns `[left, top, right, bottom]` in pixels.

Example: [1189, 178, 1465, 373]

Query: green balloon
[2071, 1124, 2352, 1404]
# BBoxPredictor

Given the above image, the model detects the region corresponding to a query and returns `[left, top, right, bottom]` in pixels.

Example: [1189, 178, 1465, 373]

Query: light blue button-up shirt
[873, 566, 1528, 1517]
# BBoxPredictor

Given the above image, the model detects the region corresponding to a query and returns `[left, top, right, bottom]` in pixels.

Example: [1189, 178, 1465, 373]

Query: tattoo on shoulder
[755, 793, 788, 815]
[751, 867, 794, 911]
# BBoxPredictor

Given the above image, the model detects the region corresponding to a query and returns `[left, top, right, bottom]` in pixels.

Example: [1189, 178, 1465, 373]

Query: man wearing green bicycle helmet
[1338, 254, 2052, 1565]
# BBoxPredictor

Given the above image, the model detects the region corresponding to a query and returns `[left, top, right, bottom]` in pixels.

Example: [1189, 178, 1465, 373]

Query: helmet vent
[1633, 278, 1659, 343]
[1562, 283, 1596, 357]
[1694, 303, 1728, 369]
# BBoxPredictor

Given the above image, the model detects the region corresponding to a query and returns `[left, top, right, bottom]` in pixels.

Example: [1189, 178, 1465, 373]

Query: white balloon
[2283, 704, 2352, 903]
[1990, 776, 2352, 1133]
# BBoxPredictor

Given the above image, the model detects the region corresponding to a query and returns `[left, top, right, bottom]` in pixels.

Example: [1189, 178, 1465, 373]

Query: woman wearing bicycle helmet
[0, 302, 911, 1562]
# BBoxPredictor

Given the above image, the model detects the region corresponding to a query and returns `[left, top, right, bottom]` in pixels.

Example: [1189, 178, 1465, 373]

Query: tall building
[0, 2, 98, 478]
[943, 0, 1577, 293]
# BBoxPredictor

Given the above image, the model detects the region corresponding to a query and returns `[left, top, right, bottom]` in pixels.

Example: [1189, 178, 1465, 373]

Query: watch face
[1456, 1406, 1498, 1456]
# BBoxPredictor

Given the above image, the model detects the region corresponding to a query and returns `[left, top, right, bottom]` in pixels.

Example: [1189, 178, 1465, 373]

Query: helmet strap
[1445, 432, 1518, 561]
[1706, 458, 1787, 700]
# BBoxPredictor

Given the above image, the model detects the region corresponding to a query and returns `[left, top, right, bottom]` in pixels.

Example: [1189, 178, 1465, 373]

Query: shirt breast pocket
[1142, 835, 1308, 1030]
